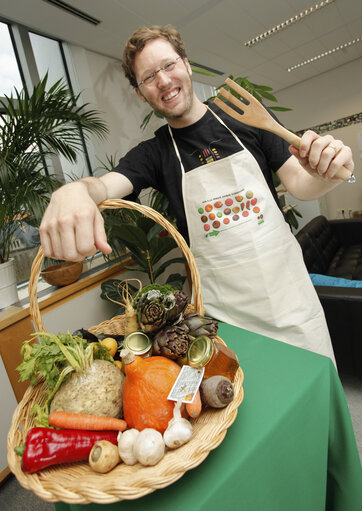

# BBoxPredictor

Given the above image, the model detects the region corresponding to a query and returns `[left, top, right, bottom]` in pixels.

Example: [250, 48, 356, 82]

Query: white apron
[169, 109, 336, 364]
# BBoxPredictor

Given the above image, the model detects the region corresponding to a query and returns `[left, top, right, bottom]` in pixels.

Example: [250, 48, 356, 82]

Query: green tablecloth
[55, 323, 362, 511]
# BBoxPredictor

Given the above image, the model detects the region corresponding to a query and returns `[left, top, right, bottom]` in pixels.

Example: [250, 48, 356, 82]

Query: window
[29, 32, 67, 90]
[192, 80, 216, 103]
[0, 22, 23, 96]
[29, 31, 91, 182]
[1, 20, 95, 287]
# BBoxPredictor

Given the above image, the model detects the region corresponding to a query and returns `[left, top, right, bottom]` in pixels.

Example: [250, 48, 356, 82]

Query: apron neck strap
[168, 124, 185, 174]
[168, 105, 245, 175]
[206, 106, 245, 147]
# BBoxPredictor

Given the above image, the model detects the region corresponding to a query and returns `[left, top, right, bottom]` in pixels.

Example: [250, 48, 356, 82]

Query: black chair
[296, 216, 362, 377]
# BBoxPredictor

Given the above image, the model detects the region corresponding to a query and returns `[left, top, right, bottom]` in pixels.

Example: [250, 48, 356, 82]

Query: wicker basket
[7, 199, 244, 504]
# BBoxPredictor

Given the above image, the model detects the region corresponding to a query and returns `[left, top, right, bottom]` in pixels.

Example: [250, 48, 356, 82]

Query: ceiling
[0, 0, 361, 92]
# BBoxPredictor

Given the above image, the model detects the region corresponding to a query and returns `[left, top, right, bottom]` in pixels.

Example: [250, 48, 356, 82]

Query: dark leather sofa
[295, 215, 362, 377]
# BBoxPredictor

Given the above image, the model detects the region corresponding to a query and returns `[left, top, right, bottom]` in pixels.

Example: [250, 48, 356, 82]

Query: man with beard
[40, 25, 355, 363]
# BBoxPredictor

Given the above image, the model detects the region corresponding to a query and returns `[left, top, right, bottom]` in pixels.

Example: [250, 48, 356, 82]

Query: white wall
[42, 256, 190, 335]
[276, 57, 362, 223]
[42, 283, 121, 334]
[67, 45, 165, 176]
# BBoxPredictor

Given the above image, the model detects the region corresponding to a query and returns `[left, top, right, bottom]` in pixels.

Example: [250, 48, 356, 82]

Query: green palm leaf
[0, 74, 109, 263]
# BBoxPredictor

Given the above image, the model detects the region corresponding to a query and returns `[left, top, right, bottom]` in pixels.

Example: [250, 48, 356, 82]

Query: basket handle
[29, 199, 204, 332]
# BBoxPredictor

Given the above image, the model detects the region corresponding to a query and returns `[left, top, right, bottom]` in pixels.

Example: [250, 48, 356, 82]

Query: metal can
[123, 331, 153, 357]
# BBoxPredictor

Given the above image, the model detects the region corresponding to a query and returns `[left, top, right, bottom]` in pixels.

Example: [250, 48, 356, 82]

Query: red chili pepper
[17, 427, 118, 473]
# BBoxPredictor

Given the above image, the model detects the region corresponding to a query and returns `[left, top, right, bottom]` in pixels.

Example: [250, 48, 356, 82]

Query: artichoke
[166, 290, 189, 324]
[136, 289, 175, 333]
[153, 324, 190, 359]
[180, 313, 218, 337]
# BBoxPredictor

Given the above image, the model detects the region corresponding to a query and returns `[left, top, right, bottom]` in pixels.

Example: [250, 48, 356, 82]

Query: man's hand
[288, 130, 354, 181]
[39, 180, 111, 261]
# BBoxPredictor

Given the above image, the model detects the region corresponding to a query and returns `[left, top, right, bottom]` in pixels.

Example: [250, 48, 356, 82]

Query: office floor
[1, 373, 361, 511]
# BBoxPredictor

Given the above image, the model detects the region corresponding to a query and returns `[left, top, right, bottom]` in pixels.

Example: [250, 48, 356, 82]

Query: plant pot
[0, 258, 19, 309]
[40, 261, 83, 287]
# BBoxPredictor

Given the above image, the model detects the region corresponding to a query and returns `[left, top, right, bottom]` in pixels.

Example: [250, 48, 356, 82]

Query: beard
[140, 70, 194, 121]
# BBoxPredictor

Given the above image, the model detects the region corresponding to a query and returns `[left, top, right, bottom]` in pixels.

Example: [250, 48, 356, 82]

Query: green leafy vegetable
[17, 332, 114, 425]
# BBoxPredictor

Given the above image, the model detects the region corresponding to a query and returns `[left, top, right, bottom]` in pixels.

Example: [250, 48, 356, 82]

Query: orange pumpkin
[122, 355, 185, 433]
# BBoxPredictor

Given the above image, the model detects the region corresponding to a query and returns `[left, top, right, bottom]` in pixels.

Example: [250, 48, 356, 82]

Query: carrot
[49, 411, 127, 431]
[186, 390, 202, 418]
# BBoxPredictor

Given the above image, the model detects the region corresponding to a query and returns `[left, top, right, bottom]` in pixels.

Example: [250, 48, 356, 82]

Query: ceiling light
[287, 36, 362, 71]
[44, 0, 101, 25]
[244, 0, 336, 47]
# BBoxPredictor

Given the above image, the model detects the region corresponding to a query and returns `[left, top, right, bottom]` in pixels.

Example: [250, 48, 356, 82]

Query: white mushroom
[117, 429, 139, 465]
[133, 428, 165, 466]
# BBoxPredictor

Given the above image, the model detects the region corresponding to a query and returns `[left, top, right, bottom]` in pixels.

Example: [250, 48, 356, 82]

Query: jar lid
[188, 336, 213, 367]
[124, 331, 152, 355]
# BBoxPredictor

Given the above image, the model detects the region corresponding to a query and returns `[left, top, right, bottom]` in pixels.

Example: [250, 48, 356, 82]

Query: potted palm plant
[0, 75, 108, 308]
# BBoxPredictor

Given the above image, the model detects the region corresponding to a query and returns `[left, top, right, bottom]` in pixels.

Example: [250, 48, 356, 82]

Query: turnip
[200, 375, 234, 408]
[89, 440, 120, 473]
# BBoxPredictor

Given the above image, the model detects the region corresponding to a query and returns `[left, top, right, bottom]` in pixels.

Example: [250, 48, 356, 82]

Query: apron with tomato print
[168, 108, 336, 364]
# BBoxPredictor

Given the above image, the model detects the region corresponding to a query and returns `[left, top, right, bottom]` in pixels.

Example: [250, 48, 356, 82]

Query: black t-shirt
[113, 102, 291, 243]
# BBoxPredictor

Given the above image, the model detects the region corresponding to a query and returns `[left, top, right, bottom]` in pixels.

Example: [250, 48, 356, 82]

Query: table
[55, 323, 362, 511]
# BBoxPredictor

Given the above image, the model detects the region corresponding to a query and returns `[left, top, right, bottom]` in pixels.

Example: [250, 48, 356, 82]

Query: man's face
[134, 38, 194, 126]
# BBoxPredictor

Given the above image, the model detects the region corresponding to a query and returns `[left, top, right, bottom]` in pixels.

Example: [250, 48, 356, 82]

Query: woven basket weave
[7, 199, 244, 504]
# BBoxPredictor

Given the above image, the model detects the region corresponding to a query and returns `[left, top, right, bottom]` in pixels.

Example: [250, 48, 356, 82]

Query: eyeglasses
[137, 57, 182, 87]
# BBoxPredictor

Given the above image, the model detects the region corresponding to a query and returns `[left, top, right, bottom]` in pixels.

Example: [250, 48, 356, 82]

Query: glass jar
[187, 335, 239, 381]
[123, 331, 153, 358]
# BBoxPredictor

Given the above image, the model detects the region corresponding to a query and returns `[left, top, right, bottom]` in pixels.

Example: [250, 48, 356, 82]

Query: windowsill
[0, 254, 133, 330]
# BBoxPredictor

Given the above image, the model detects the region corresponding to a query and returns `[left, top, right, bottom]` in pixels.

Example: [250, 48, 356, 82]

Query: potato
[50, 360, 125, 418]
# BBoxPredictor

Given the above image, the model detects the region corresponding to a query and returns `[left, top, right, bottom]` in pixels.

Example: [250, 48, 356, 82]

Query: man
[40, 25, 354, 363]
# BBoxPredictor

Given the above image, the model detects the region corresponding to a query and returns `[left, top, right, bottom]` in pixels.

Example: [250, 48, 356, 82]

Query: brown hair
[122, 25, 187, 88]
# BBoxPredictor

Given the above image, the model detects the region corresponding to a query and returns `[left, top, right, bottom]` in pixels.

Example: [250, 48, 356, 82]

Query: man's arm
[276, 130, 354, 200]
[40, 172, 133, 261]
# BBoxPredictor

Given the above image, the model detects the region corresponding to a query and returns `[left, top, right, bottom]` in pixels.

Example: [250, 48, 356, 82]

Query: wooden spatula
[214, 78, 354, 182]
